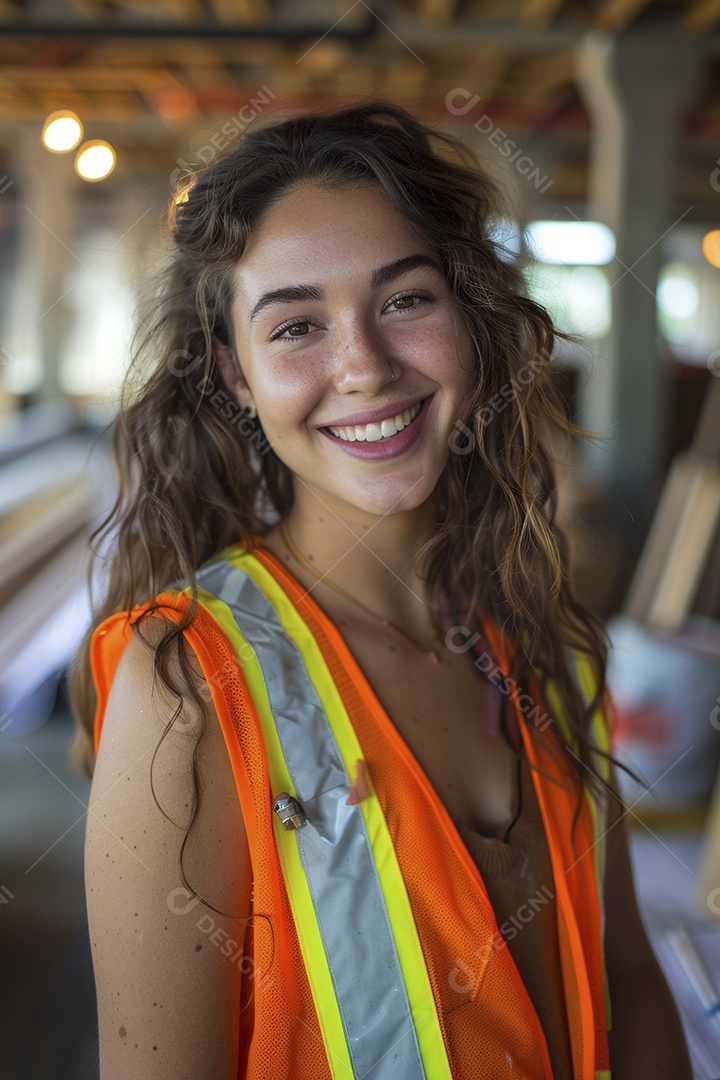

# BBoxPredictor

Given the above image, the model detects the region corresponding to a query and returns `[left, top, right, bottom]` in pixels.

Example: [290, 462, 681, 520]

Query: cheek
[420, 337, 475, 403]
[252, 358, 326, 432]
[403, 314, 474, 371]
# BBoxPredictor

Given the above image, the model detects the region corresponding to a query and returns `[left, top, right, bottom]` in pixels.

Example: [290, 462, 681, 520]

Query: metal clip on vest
[273, 791, 307, 830]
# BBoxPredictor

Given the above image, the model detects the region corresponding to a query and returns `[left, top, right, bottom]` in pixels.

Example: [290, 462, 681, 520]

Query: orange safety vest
[92, 543, 613, 1080]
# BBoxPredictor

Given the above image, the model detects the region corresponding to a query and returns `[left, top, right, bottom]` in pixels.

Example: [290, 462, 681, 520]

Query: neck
[267, 489, 443, 639]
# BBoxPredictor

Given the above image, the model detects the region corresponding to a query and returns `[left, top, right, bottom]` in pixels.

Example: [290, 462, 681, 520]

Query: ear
[212, 334, 255, 411]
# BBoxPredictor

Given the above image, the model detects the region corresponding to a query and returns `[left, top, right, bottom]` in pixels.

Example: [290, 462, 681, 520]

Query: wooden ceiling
[0, 0, 718, 205]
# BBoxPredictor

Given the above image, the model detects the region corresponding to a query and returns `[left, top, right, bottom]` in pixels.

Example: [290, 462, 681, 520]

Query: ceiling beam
[0, 8, 718, 52]
[392, 9, 720, 53]
[0, 16, 378, 42]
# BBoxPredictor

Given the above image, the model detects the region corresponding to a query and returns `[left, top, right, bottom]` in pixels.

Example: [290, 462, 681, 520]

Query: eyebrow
[248, 253, 444, 322]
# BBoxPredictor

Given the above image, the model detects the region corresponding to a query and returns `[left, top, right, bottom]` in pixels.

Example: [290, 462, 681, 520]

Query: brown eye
[384, 290, 434, 314]
[271, 318, 316, 341]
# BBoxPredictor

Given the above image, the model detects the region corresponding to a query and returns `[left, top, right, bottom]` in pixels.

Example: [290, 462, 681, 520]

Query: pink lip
[319, 394, 433, 460]
[319, 394, 426, 429]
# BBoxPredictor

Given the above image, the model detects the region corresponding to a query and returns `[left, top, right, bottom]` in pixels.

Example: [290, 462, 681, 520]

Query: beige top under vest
[450, 703, 576, 1079]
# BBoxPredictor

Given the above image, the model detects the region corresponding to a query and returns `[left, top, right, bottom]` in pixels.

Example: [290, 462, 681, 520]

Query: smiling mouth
[325, 400, 424, 443]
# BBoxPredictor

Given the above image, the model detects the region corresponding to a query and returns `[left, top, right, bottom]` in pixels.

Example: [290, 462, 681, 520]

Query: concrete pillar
[575, 31, 703, 538]
[4, 131, 78, 407]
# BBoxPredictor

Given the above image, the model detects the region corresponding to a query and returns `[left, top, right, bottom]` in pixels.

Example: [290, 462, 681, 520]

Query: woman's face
[225, 181, 476, 521]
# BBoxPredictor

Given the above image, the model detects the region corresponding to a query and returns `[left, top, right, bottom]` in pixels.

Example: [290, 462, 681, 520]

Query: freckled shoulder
[86, 624, 251, 1080]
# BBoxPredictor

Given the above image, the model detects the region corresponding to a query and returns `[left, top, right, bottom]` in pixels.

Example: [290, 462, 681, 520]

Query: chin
[336, 473, 442, 520]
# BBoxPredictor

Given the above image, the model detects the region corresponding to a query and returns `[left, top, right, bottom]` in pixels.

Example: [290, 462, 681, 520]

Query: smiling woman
[70, 101, 692, 1080]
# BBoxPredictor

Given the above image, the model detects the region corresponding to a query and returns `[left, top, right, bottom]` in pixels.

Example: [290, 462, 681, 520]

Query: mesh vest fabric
[91, 544, 613, 1079]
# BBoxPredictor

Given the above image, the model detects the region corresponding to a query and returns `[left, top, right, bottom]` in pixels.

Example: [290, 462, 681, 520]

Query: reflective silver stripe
[197, 559, 427, 1080]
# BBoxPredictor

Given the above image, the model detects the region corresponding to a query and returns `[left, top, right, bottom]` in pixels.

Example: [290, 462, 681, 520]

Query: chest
[337, 622, 522, 838]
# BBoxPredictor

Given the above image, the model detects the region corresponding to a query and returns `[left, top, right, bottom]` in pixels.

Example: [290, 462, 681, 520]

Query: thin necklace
[280, 518, 444, 664]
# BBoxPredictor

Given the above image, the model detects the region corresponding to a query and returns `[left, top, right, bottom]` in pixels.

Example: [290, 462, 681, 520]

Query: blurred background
[1, 1, 720, 1076]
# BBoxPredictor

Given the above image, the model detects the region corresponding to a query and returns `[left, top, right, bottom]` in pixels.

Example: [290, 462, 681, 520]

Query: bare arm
[603, 769, 693, 1079]
[85, 625, 251, 1080]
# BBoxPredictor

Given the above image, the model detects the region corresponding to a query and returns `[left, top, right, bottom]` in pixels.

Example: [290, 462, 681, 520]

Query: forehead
[231, 182, 433, 300]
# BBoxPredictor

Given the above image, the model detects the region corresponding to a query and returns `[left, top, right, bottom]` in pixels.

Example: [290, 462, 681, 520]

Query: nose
[333, 318, 398, 394]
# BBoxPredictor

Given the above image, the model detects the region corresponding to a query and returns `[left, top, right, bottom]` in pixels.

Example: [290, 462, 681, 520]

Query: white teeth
[327, 400, 422, 443]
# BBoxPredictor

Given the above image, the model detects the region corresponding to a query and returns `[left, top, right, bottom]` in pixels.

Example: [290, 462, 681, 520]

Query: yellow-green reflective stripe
[229, 551, 453, 1080]
[195, 585, 353, 1080]
[540, 649, 608, 881]
[197, 560, 437, 1077]
[570, 649, 613, 1028]
[572, 650, 614, 1032]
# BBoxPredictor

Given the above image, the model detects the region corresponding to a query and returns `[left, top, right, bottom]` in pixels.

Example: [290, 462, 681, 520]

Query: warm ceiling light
[42, 110, 83, 153]
[702, 230, 720, 269]
[75, 140, 116, 182]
